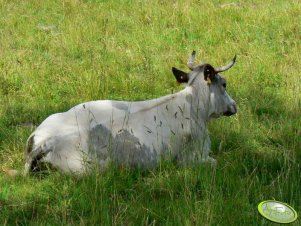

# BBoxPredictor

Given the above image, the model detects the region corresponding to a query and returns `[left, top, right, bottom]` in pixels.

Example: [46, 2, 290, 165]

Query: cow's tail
[1, 134, 36, 177]
[24, 134, 36, 174]
[1, 167, 19, 177]
[1, 134, 46, 177]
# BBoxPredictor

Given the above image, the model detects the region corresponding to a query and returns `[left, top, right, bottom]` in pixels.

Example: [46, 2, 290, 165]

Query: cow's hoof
[202, 157, 217, 168]
[208, 157, 217, 168]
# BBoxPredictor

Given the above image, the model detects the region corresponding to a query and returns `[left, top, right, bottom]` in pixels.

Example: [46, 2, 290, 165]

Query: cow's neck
[188, 81, 211, 125]
[130, 83, 210, 126]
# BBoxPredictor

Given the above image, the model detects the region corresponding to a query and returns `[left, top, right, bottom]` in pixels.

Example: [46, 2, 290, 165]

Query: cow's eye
[222, 83, 226, 89]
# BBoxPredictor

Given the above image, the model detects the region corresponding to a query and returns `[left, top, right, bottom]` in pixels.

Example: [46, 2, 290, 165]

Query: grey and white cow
[24, 51, 237, 174]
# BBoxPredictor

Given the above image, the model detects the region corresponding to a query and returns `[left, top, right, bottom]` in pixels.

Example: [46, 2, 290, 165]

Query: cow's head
[172, 51, 237, 119]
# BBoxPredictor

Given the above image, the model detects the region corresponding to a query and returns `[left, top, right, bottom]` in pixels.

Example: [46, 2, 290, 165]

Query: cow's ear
[204, 64, 216, 84]
[172, 67, 189, 83]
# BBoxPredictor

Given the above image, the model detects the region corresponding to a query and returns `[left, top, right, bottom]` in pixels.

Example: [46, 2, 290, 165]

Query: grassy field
[0, 0, 300, 225]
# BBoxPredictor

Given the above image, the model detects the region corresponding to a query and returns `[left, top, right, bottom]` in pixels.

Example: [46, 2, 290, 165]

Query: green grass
[0, 0, 300, 225]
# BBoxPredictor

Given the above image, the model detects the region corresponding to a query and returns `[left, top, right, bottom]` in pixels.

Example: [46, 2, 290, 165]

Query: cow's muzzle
[223, 103, 237, 116]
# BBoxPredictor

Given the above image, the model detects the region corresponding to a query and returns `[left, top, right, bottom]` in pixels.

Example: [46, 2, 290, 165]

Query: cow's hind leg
[25, 134, 100, 175]
[24, 135, 52, 175]
[25, 146, 53, 174]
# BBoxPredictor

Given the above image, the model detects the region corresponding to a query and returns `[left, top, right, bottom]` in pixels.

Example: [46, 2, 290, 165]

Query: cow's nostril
[233, 104, 237, 113]
[223, 104, 237, 116]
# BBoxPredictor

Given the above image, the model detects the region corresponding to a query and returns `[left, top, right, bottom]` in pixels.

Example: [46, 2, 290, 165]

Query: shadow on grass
[0, 165, 202, 225]
[210, 84, 300, 222]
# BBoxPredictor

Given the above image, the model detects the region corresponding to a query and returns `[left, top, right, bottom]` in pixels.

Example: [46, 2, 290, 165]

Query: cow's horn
[214, 55, 237, 73]
[187, 50, 196, 70]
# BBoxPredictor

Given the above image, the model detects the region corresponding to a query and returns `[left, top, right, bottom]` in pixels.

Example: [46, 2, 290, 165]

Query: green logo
[258, 200, 298, 224]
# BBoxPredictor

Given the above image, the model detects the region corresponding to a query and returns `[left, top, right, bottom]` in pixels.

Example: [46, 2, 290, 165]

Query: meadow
[0, 0, 300, 225]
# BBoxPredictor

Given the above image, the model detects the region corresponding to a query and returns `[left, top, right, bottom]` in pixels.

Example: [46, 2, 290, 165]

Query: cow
[24, 51, 237, 174]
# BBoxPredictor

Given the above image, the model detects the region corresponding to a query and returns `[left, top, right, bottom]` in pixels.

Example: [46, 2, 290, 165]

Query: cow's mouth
[223, 111, 236, 116]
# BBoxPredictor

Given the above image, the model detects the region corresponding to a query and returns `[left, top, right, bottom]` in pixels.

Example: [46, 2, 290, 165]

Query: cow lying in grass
[24, 51, 237, 174]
